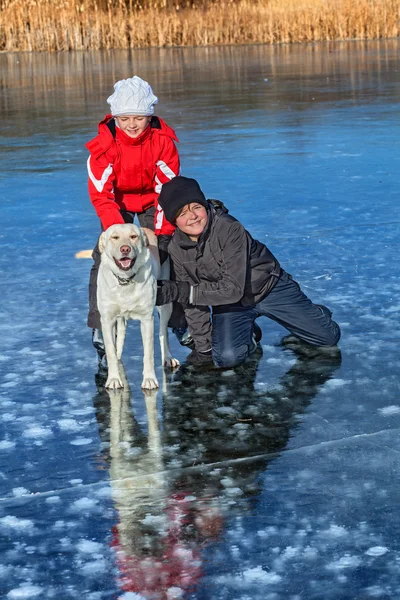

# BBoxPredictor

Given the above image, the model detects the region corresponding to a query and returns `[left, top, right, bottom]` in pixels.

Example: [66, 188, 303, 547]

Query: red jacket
[86, 115, 180, 234]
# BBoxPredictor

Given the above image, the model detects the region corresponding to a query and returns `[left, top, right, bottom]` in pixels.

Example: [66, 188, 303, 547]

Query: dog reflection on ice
[100, 366, 203, 597]
[93, 349, 341, 598]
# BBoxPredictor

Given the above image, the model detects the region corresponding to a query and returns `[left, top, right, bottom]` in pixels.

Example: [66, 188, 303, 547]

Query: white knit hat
[107, 76, 158, 117]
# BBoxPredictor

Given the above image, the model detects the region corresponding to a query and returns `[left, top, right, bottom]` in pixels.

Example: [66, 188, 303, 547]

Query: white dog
[97, 223, 179, 390]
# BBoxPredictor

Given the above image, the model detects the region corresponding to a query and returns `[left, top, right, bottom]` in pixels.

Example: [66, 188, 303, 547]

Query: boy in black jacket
[156, 176, 340, 367]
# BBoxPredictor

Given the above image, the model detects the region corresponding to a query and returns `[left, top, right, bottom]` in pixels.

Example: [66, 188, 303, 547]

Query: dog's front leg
[103, 318, 123, 389]
[116, 317, 127, 360]
[157, 304, 180, 369]
[140, 316, 158, 390]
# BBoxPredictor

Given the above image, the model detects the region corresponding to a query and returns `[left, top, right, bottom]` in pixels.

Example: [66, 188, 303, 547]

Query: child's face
[175, 203, 208, 240]
[116, 115, 151, 138]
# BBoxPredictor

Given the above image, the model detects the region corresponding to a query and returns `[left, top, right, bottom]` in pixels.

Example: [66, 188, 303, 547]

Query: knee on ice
[213, 344, 250, 369]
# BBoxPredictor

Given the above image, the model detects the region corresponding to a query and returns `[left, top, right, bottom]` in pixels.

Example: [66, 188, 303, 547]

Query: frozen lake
[1, 40, 400, 599]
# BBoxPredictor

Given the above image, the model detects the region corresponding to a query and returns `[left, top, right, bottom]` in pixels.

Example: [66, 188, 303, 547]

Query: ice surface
[0, 40, 400, 598]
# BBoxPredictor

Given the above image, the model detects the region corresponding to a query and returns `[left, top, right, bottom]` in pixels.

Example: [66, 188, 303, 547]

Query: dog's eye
[111, 235, 119, 240]
[130, 235, 138, 240]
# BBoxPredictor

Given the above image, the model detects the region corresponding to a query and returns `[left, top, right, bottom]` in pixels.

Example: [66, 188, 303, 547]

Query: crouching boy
[155, 176, 340, 367]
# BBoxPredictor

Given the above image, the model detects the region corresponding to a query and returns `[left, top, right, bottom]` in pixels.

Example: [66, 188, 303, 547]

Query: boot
[172, 327, 194, 349]
[92, 328, 106, 363]
[249, 322, 262, 354]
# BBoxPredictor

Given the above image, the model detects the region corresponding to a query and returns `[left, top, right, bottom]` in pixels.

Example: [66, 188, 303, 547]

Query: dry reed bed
[1, 0, 399, 52]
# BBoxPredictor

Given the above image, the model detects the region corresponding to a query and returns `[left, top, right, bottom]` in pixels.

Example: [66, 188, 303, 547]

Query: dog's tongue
[120, 257, 132, 268]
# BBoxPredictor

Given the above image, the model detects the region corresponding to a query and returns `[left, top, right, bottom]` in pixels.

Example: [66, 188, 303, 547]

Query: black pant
[212, 270, 341, 368]
[87, 207, 185, 330]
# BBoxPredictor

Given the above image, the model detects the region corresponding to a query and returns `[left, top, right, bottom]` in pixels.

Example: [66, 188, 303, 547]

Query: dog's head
[99, 223, 149, 274]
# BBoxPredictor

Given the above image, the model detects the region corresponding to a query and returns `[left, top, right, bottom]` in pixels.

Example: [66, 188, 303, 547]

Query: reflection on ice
[90, 351, 341, 598]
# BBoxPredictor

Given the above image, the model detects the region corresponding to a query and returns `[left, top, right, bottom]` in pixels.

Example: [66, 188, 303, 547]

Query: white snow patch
[80, 559, 107, 575]
[323, 378, 350, 389]
[303, 546, 319, 560]
[77, 540, 103, 554]
[77, 381, 90, 388]
[0, 516, 34, 532]
[242, 566, 281, 583]
[386, 305, 400, 313]
[256, 530, 269, 539]
[0, 400, 15, 407]
[71, 497, 98, 512]
[221, 477, 235, 488]
[70, 438, 92, 445]
[365, 586, 388, 597]
[323, 525, 348, 538]
[215, 406, 237, 415]
[45, 496, 61, 504]
[70, 407, 93, 415]
[50, 341, 66, 349]
[12, 487, 29, 497]
[280, 546, 299, 559]
[0, 440, 16, 450]
[23, 425, 53, 439]
[4, 373, 19, 381]
[378, 405, 400, 416]
[42, 387, 55, 394]
[226, 487, 244, 497]
[94, 486, 112, 499]
[266, 357, 286, 365]
[326, 554, 362, 570]
[58, 418, 83, 432]
[7, 585, 43, 599]
[2, 413, 16, 422]
[3, 380, 18, 388]
[365, 546, 388, 557]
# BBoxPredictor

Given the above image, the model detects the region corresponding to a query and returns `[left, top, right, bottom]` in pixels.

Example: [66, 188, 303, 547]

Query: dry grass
[1, 0, 399, 52]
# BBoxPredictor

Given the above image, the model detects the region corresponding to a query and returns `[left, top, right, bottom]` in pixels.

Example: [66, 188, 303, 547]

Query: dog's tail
[75, 250, 93, 259]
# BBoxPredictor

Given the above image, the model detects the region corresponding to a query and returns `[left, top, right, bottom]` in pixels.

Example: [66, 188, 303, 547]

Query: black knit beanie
[158, 176, 208, 224]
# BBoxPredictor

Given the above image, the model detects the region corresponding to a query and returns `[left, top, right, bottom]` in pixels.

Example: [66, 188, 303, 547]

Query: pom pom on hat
[107, 76, 158, 116]
[158, 176, 208, 224]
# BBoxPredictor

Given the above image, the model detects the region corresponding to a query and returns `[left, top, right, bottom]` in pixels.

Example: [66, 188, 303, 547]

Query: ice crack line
[0, 427, 399, 504]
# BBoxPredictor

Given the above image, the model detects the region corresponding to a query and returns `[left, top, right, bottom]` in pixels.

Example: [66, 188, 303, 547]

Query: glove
[186, 348, 213, 366]
[157, 234, 172, 265]
[156, 280, 190, 306]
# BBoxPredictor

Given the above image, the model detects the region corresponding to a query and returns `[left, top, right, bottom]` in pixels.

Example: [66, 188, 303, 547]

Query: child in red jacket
[86, 76, 188, 365]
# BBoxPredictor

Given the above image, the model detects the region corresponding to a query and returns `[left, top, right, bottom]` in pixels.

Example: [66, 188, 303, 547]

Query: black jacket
[168, 201, 281, 351]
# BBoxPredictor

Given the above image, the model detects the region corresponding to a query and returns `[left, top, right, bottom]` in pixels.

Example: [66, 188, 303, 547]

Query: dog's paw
[164, 357, 180, 369]
[141, 376, 159, 390]
[105, 376, 124, 389]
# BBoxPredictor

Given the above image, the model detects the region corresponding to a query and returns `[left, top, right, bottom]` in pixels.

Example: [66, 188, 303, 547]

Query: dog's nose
[120, 245, 131, 255]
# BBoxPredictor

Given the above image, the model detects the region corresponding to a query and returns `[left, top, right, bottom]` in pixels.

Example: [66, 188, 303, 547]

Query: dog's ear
[98, 232, 106, 254]
[140, 229, 150, 247]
